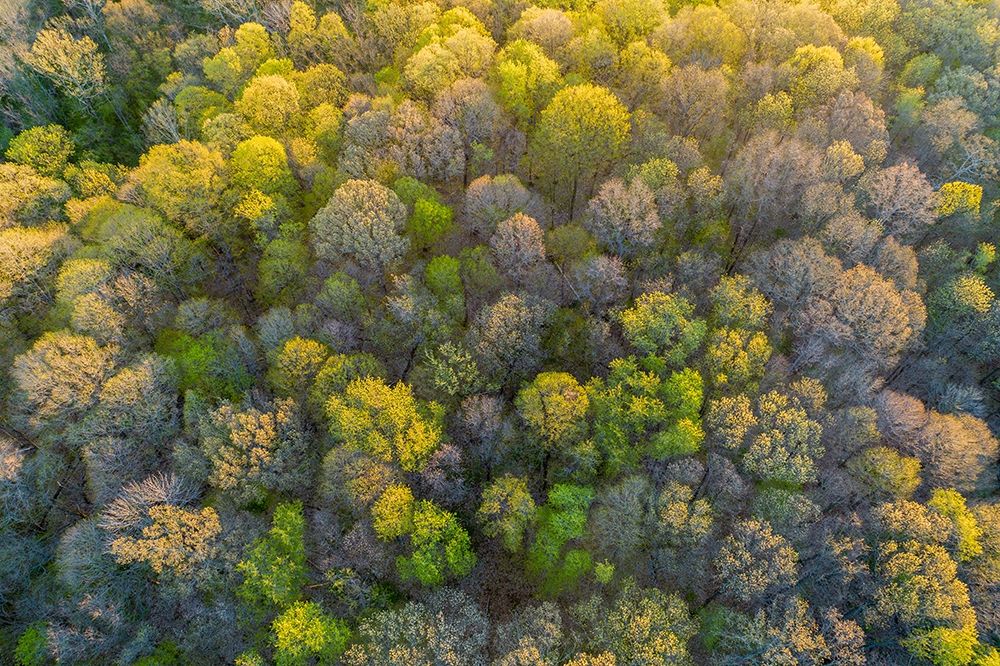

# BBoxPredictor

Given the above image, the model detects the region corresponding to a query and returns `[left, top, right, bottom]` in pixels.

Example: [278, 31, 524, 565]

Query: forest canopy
[2, 0, 1000, 664]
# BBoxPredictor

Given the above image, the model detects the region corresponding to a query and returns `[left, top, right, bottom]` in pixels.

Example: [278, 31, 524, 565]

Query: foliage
[238, 502, 307, 611]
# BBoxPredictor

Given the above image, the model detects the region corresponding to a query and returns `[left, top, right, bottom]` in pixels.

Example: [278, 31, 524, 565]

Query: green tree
[267, 337, 331, 400]
[272, 601, 350, 666]
[618, 292, 706, 365]
[128, 141, 225, 237]
[516, 372, 590, 447]
[491, 40, 564, 126]
[325, 378, 443, 472]
[238, 502, 307, 610]
[527, 483, 595, 597]
[5, 125, 74, 177]
[928, 489, 983, 563]
[229, 136, 296, 198]
[235, 75, 301, 136]
[530, 84, 631, 219]
[846, 446, 922, 500]
[371, 483, 415, 540]
[407, 198, 454, 251]
[478, 475, 537, 552]
[397, 500, 476, 586]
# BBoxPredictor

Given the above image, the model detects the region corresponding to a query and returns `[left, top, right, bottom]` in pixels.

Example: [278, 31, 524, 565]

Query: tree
[267, 337, 330, 401]
[73, 354, 179, 502]
[467, 292, 551, 386]
[5, 125, 74, 177]
[715, 520, 798, 604]
[433, 78, 504, 184]
[478, 475, 537, 552]
[530, 85, 631, 219]
[229, 136, 296, 198]
[0, 223, 77, 316]
[582, 579, 697, 666]
[617, 292, 706, 365]
[309, 179, 408, 277]
[128, 141, 225, 237]
[235, 75, 301, 136]
[198, 396, 310, 506]
[795, 264, 924, 394]
[490, 213, 546, 282]
[584, 178, 660, 258]
[846, 446, 922, 500]
[748, 238, 843, 311]
[516, 372, 589, 447]
[406, 197, 454, 251]
[238, 502, 307, 610]
[464, 174, 546, 237]
[709, 274, 772, 331]
[12, 331, 116, 437]
[25, 27, 106, 102]
[108, 504, 221, 579]
[0, 164, 72, 228]
[658, 64, 730, 143]
[928, 489, 983, 563]
[782, 45, 856, 109]
[396, 499, 476, 586]
[343, 589, 488, 666]
[704, 328, 771, 391]
[874, 394, 999, 497]
[654, 4, 744, 68]
[491, 39, 563, 126]
[272, 601, 350, 666]
[527, 483, 594, 597]
[741, 391, 824, 486]
[868, 539, 977, 657]
[860, 162, 937, 241]
[326, 377, 443, 472]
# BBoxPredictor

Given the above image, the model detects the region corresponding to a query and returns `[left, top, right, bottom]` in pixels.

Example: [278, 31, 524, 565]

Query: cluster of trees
[3, 0, 1000, 663]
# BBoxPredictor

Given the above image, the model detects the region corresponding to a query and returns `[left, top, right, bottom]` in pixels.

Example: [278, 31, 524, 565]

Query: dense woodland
[2, 0, 1000, 663]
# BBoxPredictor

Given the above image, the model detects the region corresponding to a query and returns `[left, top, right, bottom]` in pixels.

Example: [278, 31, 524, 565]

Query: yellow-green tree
[529, 85, 630, 219]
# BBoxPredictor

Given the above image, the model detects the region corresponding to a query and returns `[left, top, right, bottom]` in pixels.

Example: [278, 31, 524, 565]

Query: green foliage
[618, 292, 707, 365]
[588, 357, 704, 472]
[6, 125, 74, 177]
[272, 601, 350, 666]
[527, 484, 595, 596]
[516, 372, 590, 447]
[268, 337, 331, 398]
[257, 238, 310, 307]
[530, 84, 630, 211]
[14, 622, 47, 666]
[372, 483, 415, 540]
[238, 502, 308, 611]
[326, 378, 443, 472]
[929, 489, 983, 562]
[902, 626, 978, 666]
[478, 475, 537, 552]
[229, 136, 296, 198]
[395, 500, 477, 586]
[406, 198, 454, 250]
[392, 176, 440, 208]
[491, 40, 564, 125]
[847, 446, 922, 499]
[156, 330, 252, 402]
